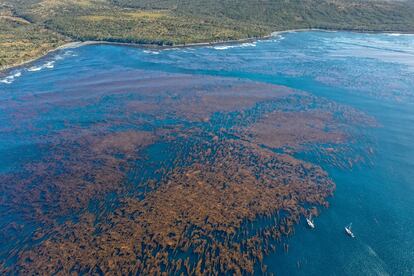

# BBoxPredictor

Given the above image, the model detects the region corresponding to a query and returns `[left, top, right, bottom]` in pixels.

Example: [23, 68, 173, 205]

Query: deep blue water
[1, 31, 414, 275]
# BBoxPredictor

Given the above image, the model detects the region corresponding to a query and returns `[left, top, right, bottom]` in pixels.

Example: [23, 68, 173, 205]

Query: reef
[0, 70, 376, 274]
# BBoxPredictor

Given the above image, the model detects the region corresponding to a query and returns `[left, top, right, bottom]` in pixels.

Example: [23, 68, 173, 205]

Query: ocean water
[1, 31, 414, 275]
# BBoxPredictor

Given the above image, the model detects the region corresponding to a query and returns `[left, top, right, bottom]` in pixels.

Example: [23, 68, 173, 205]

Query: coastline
[0, 41, 83, 76]
[1, 28, 413, 76]
[0, 35, 273, 76]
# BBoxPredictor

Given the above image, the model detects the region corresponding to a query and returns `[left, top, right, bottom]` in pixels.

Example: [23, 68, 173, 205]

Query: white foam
[213, 45, 232, 50]
[57, 50, 77, 59]
[44, 61, 55, 69]
[260, 35, 285, 43]
[0, 78, 12, 84]
[386, 33, 414, 37]
[54, 54, 64, 61]
[275, 35, 285, 41]
[28, 60, 55, 72]
[240, 42, 257, 47]
[27, 49, 76, 73]
[28, 66, 42, 72]
[387, 33, 403, 37]
[143, 50, 160, 55]
[0, 71, 22, 85]
[212, 42, 256, 50]
[1, 49, 77, 85]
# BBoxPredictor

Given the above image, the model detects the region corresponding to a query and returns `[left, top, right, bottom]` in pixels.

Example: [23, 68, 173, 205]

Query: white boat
[306, 216, 315, 229]
[345, 223, 355, 238]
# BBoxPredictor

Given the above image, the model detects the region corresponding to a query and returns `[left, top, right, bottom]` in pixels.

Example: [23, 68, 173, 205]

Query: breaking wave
[1, 49, 78, 85]
[212, 42, 256, 50]
[0, 71, 22, 85]
[385, 33, 414, 37]
[28, 61, 55, 72]
[143, 50, 160, 55]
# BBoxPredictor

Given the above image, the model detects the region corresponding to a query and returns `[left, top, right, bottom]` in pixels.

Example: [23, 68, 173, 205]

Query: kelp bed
[0, 70, 376, 274]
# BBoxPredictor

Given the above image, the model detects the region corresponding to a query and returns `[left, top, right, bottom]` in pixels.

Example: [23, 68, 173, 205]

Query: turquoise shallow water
[1, 31, 414, 274]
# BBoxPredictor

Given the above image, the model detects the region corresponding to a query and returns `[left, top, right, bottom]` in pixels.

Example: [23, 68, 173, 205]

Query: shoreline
[0, 35, 270, 76]
[0, 41, 84, 76]
[1, 28, 413, 76]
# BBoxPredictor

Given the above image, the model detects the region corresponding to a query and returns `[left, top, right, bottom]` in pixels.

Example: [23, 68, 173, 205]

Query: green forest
[2, 0, 414, 70]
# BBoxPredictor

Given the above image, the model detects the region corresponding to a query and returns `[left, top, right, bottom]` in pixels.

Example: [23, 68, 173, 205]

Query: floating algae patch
[0, 68, 377, 274]
[11, 138, 336, 274]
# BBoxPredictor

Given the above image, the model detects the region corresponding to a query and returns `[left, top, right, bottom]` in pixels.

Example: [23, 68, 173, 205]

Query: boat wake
[344, 244, 390, 276]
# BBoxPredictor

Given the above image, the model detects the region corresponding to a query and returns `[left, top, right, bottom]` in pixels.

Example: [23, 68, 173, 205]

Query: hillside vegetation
[2, 0, 414, 70]
[0, 6, 68, 71]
